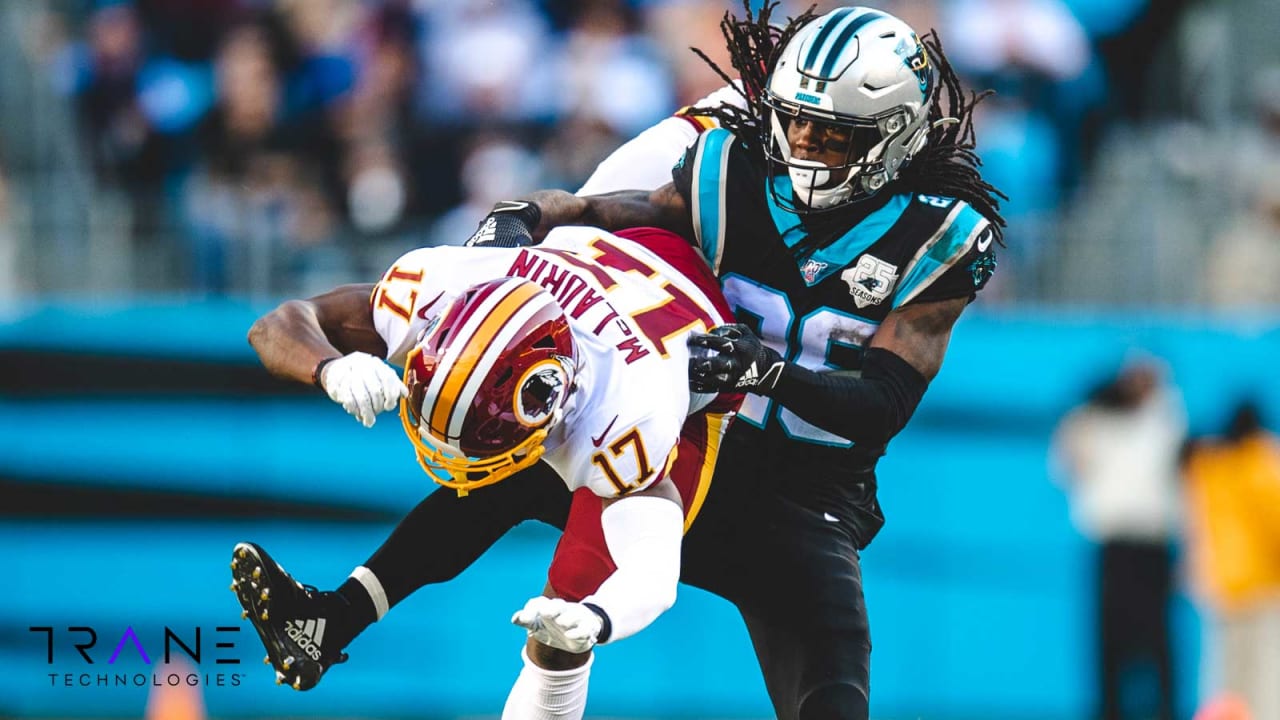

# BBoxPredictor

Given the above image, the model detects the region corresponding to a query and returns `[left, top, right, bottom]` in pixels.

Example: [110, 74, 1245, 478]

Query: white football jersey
[371, 226, 730, 498]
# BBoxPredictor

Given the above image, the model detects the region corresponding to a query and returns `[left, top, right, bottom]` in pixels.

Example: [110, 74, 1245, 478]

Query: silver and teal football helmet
[763, 7, 934, 213]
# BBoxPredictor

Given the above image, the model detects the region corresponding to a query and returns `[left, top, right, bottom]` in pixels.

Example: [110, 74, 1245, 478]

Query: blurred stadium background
[2, 0, 1279, 718]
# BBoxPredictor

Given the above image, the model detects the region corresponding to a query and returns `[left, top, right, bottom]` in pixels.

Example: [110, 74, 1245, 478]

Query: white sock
[500, 647, 593, 720]
[348, 566, 388, 620]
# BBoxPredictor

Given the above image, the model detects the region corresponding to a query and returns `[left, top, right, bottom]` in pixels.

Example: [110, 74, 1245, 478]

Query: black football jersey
[673, 128, 996, 457]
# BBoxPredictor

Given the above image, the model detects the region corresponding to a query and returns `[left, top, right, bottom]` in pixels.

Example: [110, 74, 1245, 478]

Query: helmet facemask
[763, 97, 925, 213]
[398, 278, 578, 496]
[760, 7, 934, 215]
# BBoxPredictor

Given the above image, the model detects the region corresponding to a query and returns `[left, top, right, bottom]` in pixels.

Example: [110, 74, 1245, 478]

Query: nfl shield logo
[840, 255, 899, 308]
[800, 259, 828, 285]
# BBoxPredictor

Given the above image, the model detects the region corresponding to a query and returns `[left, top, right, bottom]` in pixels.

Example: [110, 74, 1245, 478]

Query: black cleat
[230, 542, 349, 690]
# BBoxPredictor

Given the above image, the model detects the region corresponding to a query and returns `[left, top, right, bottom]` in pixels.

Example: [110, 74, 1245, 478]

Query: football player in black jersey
[473, 7, 1005, 717]
[231, 5, 1004, 720]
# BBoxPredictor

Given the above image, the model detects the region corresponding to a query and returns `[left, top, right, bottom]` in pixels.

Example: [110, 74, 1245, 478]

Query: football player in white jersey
[234, 224, 738, 720]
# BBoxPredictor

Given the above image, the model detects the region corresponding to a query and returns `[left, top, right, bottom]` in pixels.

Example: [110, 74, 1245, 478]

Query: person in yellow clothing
[1183, 400, 1280, 720]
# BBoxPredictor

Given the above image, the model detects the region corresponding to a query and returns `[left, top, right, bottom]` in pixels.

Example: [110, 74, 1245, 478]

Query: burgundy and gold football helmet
[399, 277, 577, 495]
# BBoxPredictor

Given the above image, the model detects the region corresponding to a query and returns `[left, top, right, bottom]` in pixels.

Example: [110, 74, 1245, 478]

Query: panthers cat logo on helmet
[763, 7, 934, 213]
[399, 277, 577, 495]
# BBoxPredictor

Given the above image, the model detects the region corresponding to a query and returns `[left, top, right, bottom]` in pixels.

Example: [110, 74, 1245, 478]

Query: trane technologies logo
[28, 625, 246, 688]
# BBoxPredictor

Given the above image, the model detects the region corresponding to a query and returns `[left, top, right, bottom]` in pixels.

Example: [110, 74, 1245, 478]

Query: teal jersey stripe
[802, 7, 855, 74]
[693, 128, 732, 269]
[766, 176, 912, 286]
[893, 202, 986, 306]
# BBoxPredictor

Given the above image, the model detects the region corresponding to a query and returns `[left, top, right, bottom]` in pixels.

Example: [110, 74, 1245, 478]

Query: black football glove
[464, 200, 542, 247]
[688, 324, 785, 395]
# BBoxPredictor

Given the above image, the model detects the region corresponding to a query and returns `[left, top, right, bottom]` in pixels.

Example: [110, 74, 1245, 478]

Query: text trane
[30, 626, 241, 665]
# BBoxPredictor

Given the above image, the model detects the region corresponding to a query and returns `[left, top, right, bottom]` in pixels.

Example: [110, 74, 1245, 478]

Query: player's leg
[359, 462, 570, 612]
[502, 636, 594, 720]
[232, 462, 569, 690]
[739, 499, 872, 720]
[739, 609, 872, 720]
[742, 608, 871, 720]
[502, 488, 602, 720]
[679, 438, 873, 720]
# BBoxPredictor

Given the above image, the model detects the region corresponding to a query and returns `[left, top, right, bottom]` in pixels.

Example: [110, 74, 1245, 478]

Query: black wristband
[581, 602, 612, 644]
[312, 356, 340, 389]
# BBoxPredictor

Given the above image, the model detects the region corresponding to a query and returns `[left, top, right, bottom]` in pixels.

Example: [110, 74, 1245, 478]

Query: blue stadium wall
[4, 300, 1279, 719]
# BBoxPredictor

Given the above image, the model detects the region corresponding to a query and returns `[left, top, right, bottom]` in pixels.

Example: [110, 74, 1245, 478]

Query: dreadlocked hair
[899, 31, 1008, 245]
[686, 1, 813, 152]
[687, 3, 1008, 247]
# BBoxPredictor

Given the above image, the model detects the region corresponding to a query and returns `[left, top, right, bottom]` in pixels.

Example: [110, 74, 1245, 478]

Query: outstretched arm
[691, 297, 967, 445]
[512, 476, 684, 654]
[768, 297, 966, 443]
[248, 283, 385, 384]
[248, 283, 404, 427]
[526, 184, 691, 240]
[467, 185, 694, 247]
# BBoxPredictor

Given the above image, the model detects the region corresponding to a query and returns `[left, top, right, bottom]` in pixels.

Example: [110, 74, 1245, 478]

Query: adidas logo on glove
[466, 216, 498, 247]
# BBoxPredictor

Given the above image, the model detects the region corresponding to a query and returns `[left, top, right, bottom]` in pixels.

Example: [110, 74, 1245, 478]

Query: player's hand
[319, 352, 407, 428]
[511, 596, 602, 654]
[688, 324, 785, 395]
[464, 200, 542, 247]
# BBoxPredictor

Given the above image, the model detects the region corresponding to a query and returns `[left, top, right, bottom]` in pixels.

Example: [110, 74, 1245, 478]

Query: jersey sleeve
[369, 247, 451, 366]
[579, 84, 743, 198]
[671, 127, 742, 276]
[577, 116, 704, 196]
[892, 203, 998, 307]
[911, 243, 997, 305]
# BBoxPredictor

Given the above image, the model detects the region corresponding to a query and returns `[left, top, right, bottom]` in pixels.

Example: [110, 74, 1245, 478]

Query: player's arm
[691, 297, 966, 445]
[531, 184, 692, 240]
[248, 283, 384, 384]
[578, 477, 683, 644]
[248, 283, 405, 427]
[465, 185, 693, 247]
[513, 457, 684, 653]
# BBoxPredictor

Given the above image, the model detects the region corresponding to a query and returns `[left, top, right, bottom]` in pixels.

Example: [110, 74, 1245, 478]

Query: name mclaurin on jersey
[506, 248, 652, 364]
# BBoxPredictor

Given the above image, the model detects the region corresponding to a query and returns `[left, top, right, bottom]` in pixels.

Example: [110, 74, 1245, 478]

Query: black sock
[362, 468, 570, 607]
[330, 576, 379, 650]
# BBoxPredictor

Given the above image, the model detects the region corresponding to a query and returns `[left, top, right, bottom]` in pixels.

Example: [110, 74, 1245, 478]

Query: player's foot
[230, 542, 349, 690]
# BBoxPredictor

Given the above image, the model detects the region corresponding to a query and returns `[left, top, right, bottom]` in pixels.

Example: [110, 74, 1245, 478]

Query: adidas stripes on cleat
[230, 542, 349, 690]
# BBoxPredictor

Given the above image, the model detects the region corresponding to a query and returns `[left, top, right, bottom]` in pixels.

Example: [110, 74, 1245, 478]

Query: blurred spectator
[1200, 66, 1280, 308]
[1202, 167, 1280, 308]
[181, 21, 342, 295]
[545, 1, 672, 138]
[970, 94, 1062, 300]
[936, 0, 1095, 294]
[428, 135, 543, 247]
[19, 0, 1254, 302]
[642, 0, 736, 105]
[1182, 400, 1280, 720]
[1051, 357, 1186, 720]
[71, 2, 161, 184]
[417, 0, 555, 125]
[945, 0, 1091, 84]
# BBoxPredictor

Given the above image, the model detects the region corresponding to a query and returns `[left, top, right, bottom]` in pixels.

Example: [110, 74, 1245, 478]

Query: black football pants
[364, 438, 872, 720]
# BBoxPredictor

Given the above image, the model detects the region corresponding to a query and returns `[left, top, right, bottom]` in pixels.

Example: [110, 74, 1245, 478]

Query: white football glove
[319, 352, 407, 428]
[511, 596, 602, 654]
